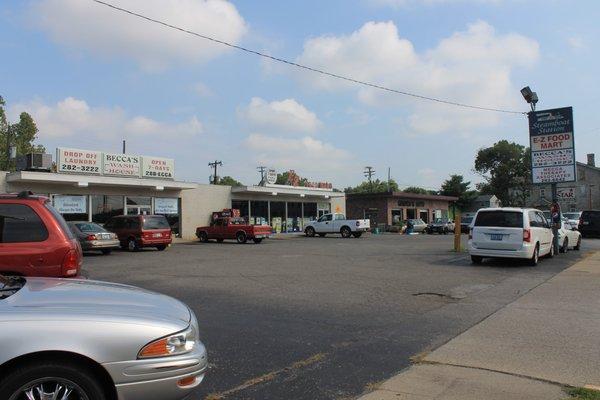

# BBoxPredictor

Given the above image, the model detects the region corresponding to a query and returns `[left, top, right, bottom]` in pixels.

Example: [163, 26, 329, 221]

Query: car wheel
[443, 229, 448, 235]
[253, 238, 263, 244]
[560, 238, 568, 253]
[574, 236, 581, 251]
[101, 249, 112, 255]
[305, 227, 315, 237]
[529, 244, 540, 266]
[340, 226, 352, 238]
[156, 245, 167, 251]
[471, 255, 483, 264]
[127, 238, 139, 252]
[198, 231, 209, 243]
[352, 232, 363, 238]
[236, 232, 247, 244]
[2, 361, 107, 400]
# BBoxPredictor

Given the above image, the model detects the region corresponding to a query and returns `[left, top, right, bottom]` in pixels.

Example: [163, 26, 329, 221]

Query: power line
[91, 0, 526, 115]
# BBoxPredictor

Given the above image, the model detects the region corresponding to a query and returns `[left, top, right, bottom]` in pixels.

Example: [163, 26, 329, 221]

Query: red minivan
[104, 214, 172, 251]
[0, 192, 83, 277]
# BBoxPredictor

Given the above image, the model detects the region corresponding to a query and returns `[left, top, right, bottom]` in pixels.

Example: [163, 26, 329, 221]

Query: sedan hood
[4, 277, 190, 326]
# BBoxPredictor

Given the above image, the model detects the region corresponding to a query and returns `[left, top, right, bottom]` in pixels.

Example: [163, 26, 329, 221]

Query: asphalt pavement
[82, 233, 600, 400]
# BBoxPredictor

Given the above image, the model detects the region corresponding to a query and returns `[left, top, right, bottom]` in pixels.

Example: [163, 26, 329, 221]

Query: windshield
[142, 215, 170, 230]
[434, 219, 447, 224]
[0, 276, 25, 300]
[461, 217, 473, 223]
[75, 222, 107, 233]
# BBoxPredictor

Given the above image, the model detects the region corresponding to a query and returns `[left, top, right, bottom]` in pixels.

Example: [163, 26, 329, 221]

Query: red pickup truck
[196, 217, 271, 244]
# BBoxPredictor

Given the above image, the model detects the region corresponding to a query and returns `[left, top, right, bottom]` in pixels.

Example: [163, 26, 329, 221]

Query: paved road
[82, 234, 600, 400]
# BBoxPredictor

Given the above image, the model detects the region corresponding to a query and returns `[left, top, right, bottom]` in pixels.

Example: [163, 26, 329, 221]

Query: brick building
[345, 191, 458, 228]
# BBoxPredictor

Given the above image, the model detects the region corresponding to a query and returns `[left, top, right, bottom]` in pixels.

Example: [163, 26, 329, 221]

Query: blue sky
[1, 0, 598, 189]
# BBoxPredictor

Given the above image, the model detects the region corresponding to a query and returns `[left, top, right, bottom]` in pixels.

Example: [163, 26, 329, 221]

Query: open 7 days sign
[528, 107, 576, 184]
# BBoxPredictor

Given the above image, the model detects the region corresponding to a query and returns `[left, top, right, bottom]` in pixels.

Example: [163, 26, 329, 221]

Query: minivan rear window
[474, 211, 523, 228]
[142, 216, 170, 230]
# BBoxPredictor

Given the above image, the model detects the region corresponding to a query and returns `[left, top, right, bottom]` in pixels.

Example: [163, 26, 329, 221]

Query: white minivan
[468, 208, 554, 266]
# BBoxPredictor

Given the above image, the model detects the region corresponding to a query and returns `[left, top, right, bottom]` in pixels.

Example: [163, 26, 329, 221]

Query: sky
[1, 0, 598, 189]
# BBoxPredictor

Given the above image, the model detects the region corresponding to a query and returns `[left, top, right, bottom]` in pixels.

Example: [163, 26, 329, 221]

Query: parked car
[407, 219, 428, 233]
[0, 191, 82, 278]
[68, 221, 120, 255]
[426, 219, 454, 234]
[304, 213, 370, 238]
[196, 217, 271, 244]
[557, 220, 582, 252]
[0, 274, 208, 400]
[460, 216, 474, 233]
[104, 215, 172, 251]
[468, 208, 554, 266]
[578, 210, 600, 238]
[562, 211, 582, 228]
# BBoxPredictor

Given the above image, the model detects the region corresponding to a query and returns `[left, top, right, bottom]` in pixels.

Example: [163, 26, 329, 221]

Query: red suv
[0, 191, 83, 277]
[104, 214, 172, 251]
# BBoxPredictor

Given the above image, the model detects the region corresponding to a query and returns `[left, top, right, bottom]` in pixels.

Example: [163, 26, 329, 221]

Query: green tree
[217, 176, 243, 187]
[440, 174, 479, 210]
[345, 179, 399, 193]
[474, 140, 531, 207]
[0, 96, 45, 171]
[275, 171, 308, 186]
[402, 186, 430, 195]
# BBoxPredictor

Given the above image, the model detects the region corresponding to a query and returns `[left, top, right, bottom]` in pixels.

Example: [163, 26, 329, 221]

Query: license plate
[153, 233, 162, 238]
[490, 234, 503, 241]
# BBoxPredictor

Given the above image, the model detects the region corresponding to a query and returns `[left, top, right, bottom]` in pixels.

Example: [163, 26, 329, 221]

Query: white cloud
[193, 82, 213, 97]
[30, 0, 247, 71]
[567, 36, 586, 50]
[239, 97, 323, 134]
[244, 134, 352, 178]
[295, 20, 539, 135]
[10, 97, 203, 140]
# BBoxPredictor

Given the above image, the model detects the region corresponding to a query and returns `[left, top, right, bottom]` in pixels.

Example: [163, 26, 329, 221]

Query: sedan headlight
[138, 325, 197, 359]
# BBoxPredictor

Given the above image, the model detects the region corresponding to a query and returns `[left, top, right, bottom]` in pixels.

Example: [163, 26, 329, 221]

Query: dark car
[104, 214, 172, 251]
[460, 216, 474, 233]
[579, 210, 600, 237]
[0, 191, 82, 277]
[68, 221, 120, 255]
[426, 219, 454, 234]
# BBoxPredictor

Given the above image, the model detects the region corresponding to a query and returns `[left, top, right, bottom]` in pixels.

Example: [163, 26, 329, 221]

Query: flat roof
[346, 191, 458, 202]
[6, 171, 198, 190]
[232, 184, 344, 199]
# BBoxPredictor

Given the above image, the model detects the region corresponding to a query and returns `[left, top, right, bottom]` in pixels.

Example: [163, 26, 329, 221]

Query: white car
[304, 213, 370, 238]
[558, 220, 582, 252]
[562, 211, 582, 228]
[468, 208, 554, 266]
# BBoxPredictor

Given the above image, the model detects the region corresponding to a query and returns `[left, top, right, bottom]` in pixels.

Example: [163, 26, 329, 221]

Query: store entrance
[125, 197, 152, 216]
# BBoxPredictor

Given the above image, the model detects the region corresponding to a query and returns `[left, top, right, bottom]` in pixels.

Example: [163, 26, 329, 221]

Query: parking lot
[83, 234, 600, 400]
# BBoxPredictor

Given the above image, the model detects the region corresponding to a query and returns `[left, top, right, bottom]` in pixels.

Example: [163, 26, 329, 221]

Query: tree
[217, 176, 243, 187]
[440, 174, 479, 210]
[275, 170, 308, 186]
[345, 179, 399, 194]
[402, 186, 430, 195]
[0, 96, 45, 171]
[474, 140, 531, 207]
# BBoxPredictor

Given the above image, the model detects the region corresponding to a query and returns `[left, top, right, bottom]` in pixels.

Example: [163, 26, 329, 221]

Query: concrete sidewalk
[358, 251, 600, 400]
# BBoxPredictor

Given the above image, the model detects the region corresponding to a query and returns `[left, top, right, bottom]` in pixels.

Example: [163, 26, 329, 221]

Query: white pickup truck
[304, 213, 370, 238]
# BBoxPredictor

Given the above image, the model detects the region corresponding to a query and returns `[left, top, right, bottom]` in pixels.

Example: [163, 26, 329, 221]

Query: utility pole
[364, 166, 375, 192]
[257, 166, 267, 185]
[208, 160, 223, 185]
[387, 167, 391, 192]
[122, 140, 126, 154]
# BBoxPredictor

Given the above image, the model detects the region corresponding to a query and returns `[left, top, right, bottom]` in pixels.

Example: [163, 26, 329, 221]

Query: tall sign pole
[528, 106, 576, 255]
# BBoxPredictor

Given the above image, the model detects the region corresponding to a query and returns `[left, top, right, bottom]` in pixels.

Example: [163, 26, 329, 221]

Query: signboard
[53, 195, 87, 214]
[142, 156, 175, 179]
[57, 148, 102, 174]
[529, 107, 576, 184]
[557, 187, 576, 201]
[154, 198, 178, 214]
[103, 153, 141, 177]
[266, 169, 277, 185]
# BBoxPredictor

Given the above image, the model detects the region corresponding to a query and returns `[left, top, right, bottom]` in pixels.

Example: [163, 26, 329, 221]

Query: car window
[536, 212, 549, 228]
[45, 203, 75, 239]
[127, 218, 140, 230]
[581, 211, 600, 223]
[0, 203, 49, 243]
[75, 223, 106, 233]
[528, 211, 539, 227]
[318, 214, 332, 222]
[334, 214, 346, 220]
[563, 213, 580, 219]
[142, 216, 169, 229]
[475, 211, 523, 228]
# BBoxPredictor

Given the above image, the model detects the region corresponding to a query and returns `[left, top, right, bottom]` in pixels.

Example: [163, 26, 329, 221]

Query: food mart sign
[57, 148, 174, 180]
[528, 107, 576, 184]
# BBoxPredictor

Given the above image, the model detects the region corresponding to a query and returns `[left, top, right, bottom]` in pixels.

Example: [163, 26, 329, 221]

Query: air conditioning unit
[16, 153, 53, 172]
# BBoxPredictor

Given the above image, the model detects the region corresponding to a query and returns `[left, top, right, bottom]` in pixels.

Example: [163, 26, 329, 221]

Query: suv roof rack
[17, 191, 35, 199]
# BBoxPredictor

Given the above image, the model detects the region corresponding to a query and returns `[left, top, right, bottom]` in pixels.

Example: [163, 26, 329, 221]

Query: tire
[253, 238, 263, 244]
[352, 232, 362, 238]
[318, 233, 326, 237]
[101, 249, 112, 255]
[548, 242, 555, 258]
[305, 227, 315, 237]
[156, 245, 167, 251]
[443, 229, 448, 235]
[560, 238, 568, 253]
[236, 232, 247, 244]
[340, 226, 352, 238]
[574, 236, 581, 251]
[127, 238, 139, 252]
[528, 244, 540, 266]
[198, 231, 209, 243]
[471, 255, 483, 264]
[1, 360, 107, 400]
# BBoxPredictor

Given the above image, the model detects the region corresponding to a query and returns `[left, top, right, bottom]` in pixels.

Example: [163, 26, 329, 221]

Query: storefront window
[250, 201, 268, 225]
[53, 195, 88, 222]
[232, 200, 249, 221]
[270, 201, 285, 233]
[303, 202, 317, 227]
[287, 202, 302, 232]
[154, 197, 180, 235]
[92, 195, 124, 223]
[126, 196, 152, 215]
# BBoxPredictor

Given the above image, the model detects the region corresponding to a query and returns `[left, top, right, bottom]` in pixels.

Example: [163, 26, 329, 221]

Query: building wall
[0, 171, 7, 193]
[346, 196, 389, 225]
[180, 184, 232, 240]
[386, 198, 453, 223]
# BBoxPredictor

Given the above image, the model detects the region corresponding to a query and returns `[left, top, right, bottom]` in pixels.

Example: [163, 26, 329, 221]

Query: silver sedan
[0, 275, 208, 400]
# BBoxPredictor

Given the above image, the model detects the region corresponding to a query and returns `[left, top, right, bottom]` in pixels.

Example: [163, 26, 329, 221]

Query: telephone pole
[257, 166, 267, 185]
[208, 160, 223, 185]
[364, 166, 375, 192]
